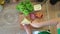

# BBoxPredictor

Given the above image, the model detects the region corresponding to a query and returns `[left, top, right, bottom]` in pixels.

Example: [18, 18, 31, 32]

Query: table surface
[0, 1, 60, 34]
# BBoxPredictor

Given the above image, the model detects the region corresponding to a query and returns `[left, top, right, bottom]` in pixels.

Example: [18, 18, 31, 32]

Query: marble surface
[0, 4, 26, 34]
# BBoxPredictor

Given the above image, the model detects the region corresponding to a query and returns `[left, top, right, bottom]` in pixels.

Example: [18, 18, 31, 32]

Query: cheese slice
[21, 18, 31, 24]
[34, 4, 42, 11]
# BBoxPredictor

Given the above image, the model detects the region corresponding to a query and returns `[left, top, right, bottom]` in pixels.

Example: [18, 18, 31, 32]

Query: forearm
[43, 19, 58, 26]
[23, 24, 32, 34]
[55, 18, 60, 23]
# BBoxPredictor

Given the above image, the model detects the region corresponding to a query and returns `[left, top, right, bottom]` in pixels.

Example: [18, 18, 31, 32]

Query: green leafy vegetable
[16, 0, 34, 16]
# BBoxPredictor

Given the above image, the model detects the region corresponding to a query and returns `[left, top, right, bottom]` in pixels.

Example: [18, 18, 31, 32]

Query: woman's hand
[30, 19, 58, 28]
[19, 14, 24, 29]
[30, 19, 44, 28]
[19, 14, 32, 34]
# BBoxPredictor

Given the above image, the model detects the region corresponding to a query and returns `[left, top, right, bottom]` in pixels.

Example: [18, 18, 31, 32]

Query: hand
[30, 19, 44, 28]
[30, 19, 58, 28]
[19, 14, 24, 29]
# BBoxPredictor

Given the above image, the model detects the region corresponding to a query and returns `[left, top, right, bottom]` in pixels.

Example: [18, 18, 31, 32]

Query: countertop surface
[0, 3, 27, 34]
[0, 1, 60, 34]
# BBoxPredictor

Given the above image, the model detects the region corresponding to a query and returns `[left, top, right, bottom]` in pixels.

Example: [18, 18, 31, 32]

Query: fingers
[19, 14, 24, 23]
[30, 19, 43, 28]
[30, 23, 42, 28]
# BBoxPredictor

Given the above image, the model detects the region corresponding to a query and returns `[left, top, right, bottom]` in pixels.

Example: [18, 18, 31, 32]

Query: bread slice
[21, 18, 31, 24]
